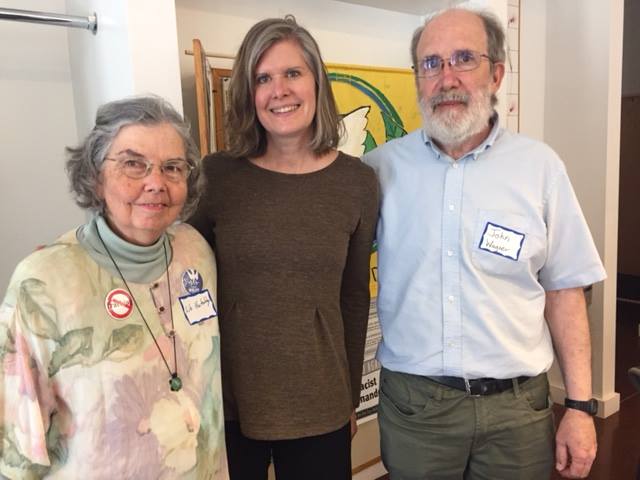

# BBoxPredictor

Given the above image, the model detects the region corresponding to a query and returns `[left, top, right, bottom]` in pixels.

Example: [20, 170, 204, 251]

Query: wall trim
[550, 384, 621, 418]
[353, 460, 387, 480]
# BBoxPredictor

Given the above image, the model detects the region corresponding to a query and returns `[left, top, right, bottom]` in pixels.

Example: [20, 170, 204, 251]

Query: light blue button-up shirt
[363, 118, 606, 379]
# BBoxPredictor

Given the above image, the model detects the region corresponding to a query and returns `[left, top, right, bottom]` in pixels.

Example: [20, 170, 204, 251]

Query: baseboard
[550, 384, 621, 418]
[352, 460, 387, 480]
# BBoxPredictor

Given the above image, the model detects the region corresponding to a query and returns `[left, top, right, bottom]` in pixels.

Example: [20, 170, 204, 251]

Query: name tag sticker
[179, 289, 217, 325]
[478, 222, 525, 260]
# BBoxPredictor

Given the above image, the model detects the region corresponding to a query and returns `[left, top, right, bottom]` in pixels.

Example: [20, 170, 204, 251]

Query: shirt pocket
[471, 209, 540, 276]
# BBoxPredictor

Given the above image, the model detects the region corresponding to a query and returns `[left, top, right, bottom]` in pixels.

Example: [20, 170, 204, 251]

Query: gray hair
[225, 15, 341, 158]
[65, 95, 201, 219]
[410, 7, 506, 77]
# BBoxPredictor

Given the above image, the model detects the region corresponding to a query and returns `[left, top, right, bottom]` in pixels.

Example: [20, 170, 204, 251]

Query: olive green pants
[378, 368, 554, 480]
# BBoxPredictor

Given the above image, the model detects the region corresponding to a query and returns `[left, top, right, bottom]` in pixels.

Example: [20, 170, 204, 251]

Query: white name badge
[179, 289, 217, 325]
[478, 222, 525, 260]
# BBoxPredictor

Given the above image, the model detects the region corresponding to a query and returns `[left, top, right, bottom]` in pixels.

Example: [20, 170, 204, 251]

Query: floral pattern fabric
[0, 224, 228, 479]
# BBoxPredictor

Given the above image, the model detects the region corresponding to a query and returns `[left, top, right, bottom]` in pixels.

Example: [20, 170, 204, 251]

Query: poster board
[327, 63, 421, 157]
[326, 63, 421, 424]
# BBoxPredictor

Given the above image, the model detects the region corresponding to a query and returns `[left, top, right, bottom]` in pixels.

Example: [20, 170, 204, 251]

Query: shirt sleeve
[538, 162, 607, 291]
[1, 275, 58, 479]
[340, 167, 380, 409]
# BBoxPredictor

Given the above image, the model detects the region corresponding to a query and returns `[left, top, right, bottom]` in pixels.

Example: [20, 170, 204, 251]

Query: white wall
[1, 0, 185, 295]
[535, 0, 622, 416]
[66, 0, 133, 137]
[67, 0, 183, 138]
[519, 0, 545, 140]
[0, 0, 85, 295]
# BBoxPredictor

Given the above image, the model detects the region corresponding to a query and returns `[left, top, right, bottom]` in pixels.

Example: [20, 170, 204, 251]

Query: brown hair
[225, 15, 341, 158]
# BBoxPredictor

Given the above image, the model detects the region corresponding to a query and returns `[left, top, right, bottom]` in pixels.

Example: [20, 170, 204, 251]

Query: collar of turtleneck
[77, 215, 173, 284]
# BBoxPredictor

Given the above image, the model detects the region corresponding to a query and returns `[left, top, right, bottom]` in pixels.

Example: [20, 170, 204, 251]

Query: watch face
[586, 398, 598, 415]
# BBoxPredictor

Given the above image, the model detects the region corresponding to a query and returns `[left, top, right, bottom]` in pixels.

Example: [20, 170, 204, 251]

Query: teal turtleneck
[77, 215, 173, 284]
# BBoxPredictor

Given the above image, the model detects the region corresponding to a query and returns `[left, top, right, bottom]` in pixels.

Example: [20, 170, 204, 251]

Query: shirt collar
[422, 112, 501, 161]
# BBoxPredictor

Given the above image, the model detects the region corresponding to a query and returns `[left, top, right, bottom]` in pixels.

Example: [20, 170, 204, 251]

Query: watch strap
[564, 397, 598, 416]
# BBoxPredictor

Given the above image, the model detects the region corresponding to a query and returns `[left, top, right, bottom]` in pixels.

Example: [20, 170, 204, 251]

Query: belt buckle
[464, 378, 482, 397]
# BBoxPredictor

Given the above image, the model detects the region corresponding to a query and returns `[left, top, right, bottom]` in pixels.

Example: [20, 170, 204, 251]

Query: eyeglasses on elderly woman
[104, 155, 194, 181]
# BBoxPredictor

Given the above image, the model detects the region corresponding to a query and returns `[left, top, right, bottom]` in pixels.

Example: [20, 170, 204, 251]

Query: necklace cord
[96, 228, 177, 379]
[163, 241, 178, 377]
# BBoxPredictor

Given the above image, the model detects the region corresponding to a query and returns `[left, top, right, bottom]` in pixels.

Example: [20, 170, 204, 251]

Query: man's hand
[555, 408, 597, 478]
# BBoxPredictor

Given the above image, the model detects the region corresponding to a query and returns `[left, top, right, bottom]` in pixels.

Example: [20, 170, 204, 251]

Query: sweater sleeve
[340, 166, 380, 409]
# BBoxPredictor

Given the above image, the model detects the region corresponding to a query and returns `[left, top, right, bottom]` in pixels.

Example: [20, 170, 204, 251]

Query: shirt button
[447, 250, 453, 257]
[452, 163, 459, 169]
[448, 204, 455, 211]
[448, 295, 454, 303]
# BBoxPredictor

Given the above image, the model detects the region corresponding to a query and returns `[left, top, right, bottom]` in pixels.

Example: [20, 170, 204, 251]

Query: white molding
[353, 461, 387, 480]
[550, 384, 621, 418]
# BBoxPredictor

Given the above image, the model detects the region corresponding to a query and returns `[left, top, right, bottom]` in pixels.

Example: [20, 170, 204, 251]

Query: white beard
[421, 88, 494, 149]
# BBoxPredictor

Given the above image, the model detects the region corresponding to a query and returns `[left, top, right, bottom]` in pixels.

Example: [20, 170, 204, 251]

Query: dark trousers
[225, 421, 352, 480]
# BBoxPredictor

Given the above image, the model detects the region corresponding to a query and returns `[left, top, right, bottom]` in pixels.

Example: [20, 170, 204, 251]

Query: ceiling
[335, 0, 464, 16]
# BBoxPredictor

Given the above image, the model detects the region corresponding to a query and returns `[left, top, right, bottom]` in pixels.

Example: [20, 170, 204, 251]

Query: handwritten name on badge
[179, 290, 217, 325]
[479, 222, 525, 260]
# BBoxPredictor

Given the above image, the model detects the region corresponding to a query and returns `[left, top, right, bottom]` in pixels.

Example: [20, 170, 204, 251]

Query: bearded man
[363, 7, 606, 480]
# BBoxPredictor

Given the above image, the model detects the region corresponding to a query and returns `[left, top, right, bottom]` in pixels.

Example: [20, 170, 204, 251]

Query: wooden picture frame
[192, 39, 210, 156]
[211, 68, 232, 152]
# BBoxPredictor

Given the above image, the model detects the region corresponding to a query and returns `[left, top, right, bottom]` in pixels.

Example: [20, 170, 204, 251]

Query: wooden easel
[191, 38, 232, 155]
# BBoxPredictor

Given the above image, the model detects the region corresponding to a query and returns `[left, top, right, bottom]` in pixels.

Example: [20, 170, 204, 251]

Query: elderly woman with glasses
[0, 96, 228, 479]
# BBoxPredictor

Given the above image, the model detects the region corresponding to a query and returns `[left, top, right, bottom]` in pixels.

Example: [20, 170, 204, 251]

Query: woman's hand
[350, 411, 358, 439]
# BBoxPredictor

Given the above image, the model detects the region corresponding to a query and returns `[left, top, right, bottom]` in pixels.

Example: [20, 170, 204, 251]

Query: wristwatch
[564, 397, 598, 416]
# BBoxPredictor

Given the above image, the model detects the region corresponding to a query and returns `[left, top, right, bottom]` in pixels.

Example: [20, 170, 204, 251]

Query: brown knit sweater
[189, 151, 379, 440]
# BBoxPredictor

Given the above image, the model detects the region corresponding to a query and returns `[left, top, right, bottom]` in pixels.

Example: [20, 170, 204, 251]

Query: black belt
[425, 375, 531, 396]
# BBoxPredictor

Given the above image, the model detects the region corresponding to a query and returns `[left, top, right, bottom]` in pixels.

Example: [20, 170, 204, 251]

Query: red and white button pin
[105, 288, 133, 319]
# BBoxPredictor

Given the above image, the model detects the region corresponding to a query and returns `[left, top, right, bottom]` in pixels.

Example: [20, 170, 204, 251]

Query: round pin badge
[105, 288, 133, 319]
[182, 268, 203, 294]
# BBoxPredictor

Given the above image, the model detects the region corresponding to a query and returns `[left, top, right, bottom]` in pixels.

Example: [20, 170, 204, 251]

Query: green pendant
[170, 374, 182, 392]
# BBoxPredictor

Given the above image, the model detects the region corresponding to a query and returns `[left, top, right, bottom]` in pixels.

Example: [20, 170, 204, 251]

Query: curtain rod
[0, 7, 97, 33]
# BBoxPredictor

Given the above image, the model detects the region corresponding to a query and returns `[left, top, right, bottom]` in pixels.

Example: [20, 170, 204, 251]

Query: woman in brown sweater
[189, 15, 378, 480]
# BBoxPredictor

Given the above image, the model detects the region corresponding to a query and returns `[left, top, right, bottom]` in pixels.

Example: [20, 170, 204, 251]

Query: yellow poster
[328, 63, 420, 422]
[328, 63, 421, 157]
